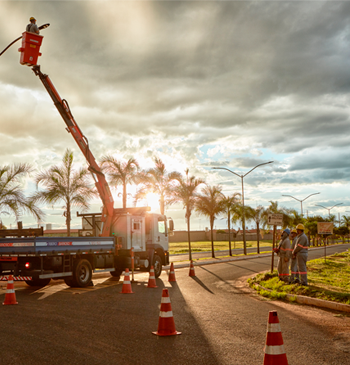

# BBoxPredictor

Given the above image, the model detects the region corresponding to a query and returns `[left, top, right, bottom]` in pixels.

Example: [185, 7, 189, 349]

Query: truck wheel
[72, 259, 92, 287]
[25, 278, 51, 287]
[110, 269, 122, 279]
[64, 277, 74, 287]
[153, 254, 162, 278]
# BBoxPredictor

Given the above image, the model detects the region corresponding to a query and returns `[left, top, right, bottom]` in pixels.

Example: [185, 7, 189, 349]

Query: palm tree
[341, 215, 350, 229]
[264, 201, 292, 228]
[245, 205, 266, 254]
[168, 169, 205, 260]
[221, 193, 241, 256]
[195, 185, 225, 258]
[100, 156, 139, 209]
[32, 149, 96, 236]
[288, 209, 304, 228]
[135, 157, 181, 214]
[0, 163, 43, 223]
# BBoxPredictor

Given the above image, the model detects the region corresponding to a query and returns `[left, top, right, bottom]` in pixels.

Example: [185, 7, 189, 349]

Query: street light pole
[213, 161, 273, 255]
[315, 203, 343, 217]
[282, 192, 320, 216]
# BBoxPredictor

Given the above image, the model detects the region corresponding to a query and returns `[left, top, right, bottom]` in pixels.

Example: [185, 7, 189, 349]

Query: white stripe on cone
[267, 323, 282, 332]
[264, 345, 286, 355]
[159, 311, 174, 318]
[161, 297, 171, 303]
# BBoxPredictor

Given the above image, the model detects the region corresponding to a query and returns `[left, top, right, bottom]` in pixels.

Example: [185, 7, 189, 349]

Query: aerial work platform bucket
[18, 32, 43, 66]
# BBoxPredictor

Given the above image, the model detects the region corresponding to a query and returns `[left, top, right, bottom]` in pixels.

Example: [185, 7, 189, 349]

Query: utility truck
[0, 36, 173, 287]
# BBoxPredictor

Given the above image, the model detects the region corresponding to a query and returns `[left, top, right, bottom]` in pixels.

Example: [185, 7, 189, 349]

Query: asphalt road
[171, 246, 272, 262]
[0, 244, 349, 365]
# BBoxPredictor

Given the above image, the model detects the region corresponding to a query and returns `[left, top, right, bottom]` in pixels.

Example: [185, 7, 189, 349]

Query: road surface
[0, 244, 349, 364]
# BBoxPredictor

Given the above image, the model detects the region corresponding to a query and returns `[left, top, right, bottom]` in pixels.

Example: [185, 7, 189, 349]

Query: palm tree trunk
[210, 217, 215, 258]
[187, 212, 192, 261]
[228, 210, 232, 256]
[123, 182, 127, 209]
[160, 194, 165, 215]
[66, 201, 71, 237]
[257, 222, 260, 254]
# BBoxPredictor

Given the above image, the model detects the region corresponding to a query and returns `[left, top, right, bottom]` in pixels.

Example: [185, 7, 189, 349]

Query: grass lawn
[169, 240, 273, 255]
[248, 249, 350, 305]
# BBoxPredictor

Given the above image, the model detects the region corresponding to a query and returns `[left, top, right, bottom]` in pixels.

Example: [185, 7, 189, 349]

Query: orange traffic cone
[168, 262, 176, 282]
[120, 268, 133, 294]
[147, 266, 157, 288]
[3, 275, 18, 305]
[189, 260, 195, 277]
[152, 288, 181, 336]
[263, 311, 288, 365]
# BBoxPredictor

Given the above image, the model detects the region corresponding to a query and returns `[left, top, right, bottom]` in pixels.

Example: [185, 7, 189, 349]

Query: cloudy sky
[1, 0, 350, 231]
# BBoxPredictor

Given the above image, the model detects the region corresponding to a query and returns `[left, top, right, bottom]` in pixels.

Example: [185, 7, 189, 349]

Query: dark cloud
[1, 1, 350, 228]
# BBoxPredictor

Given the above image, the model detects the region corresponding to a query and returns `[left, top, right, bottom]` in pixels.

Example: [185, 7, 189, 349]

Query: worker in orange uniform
[275, 228, 292, 283]
[292, 223, 309, 286]
[26, 17, 40, 34]
[289, 229, 299, 283]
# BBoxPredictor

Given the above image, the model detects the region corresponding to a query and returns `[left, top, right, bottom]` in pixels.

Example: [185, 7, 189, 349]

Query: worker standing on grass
[289, 229, 299, 284]
[26, 17, 39, 34]
[292, 224, 309, 286]
[276, 228, 292, 283]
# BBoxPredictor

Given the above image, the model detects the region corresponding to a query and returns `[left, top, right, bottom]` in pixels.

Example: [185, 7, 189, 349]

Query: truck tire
[153, 254, 162, 278]
[110, 269, 122, 279]
[72, 259, 92, 288]
[25, 278, 51, 288]
[64, 277, 74, 287]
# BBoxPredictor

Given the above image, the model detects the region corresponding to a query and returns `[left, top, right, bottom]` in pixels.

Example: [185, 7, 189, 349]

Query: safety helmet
[283, 228, 290, 235]
[291, 229, 297, 234]
[296, 223, 305, 231]
[30, 17, 36, 21]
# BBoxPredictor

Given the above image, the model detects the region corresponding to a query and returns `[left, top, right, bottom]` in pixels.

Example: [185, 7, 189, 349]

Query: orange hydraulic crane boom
[32, 65, 114, 237]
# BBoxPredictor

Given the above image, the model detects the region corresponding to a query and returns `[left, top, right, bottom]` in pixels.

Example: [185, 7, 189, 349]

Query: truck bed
[0, 237, 115, 257]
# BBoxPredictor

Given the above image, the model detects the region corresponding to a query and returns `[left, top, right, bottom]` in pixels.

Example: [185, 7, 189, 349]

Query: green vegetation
[248, 249, 350, 305]
[169, 240, 273, 255]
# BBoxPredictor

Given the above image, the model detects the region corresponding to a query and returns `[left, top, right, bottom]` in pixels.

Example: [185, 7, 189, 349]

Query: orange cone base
[168, 263, 176, 282]
[152, 330, 182, 336]
[120, 286, 134, 294]
[3, 299, 18, 305]
[147, 282, 157, 288]
[264, 354, 288, 365]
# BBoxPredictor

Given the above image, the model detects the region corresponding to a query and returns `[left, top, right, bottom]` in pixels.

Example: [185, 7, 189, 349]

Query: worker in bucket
[292, 223, 309, 286]
[275, 228, 292, 283]
[26, 17, 40, 34]
[289, 229, 299, 284]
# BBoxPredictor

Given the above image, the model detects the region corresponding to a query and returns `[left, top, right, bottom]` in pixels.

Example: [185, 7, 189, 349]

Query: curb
[253, 283, 350, 313]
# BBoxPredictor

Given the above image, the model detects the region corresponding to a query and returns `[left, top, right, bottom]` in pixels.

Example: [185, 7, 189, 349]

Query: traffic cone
[263, 311, 288, 365]
[152, 288, 181, 336]
[168, 262, 176, 282]
[120, 268, 133, 294]
[189, 260, 196, 277]
[147, 266, 157, 288]
[3, 275, 18, 305]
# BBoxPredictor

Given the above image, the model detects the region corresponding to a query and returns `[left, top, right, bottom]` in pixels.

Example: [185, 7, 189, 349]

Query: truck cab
[78, 207, 173, 277]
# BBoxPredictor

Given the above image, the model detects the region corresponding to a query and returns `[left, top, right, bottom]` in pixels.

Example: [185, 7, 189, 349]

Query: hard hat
[30, 17, 36, 21]
[291, 229, 297, 234]
[283, 228, 290, 235]
[296, 223, 305, 231]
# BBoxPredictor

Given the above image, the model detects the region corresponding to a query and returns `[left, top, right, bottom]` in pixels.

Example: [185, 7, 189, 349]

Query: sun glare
[146, 193, 160, 213]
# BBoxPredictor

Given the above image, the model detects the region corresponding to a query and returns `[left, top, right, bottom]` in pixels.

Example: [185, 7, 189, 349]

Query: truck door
[131, 219, 142, 250]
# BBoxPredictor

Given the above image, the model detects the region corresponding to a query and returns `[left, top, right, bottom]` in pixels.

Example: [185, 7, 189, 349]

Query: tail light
[25, 262, 31, 269]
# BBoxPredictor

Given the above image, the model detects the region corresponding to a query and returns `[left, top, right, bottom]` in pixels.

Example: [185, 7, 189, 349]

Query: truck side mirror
[168, 218, 174, 232]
